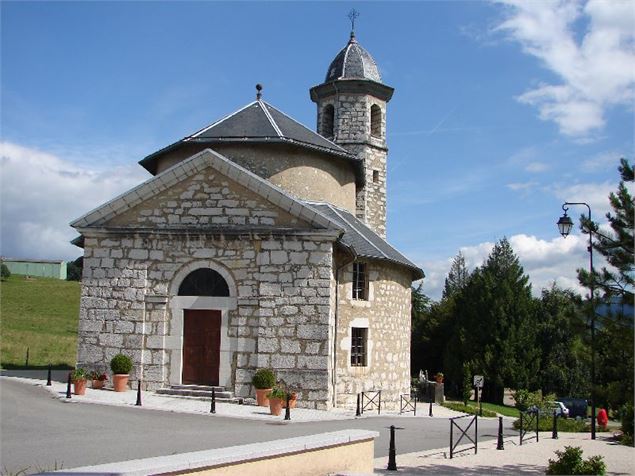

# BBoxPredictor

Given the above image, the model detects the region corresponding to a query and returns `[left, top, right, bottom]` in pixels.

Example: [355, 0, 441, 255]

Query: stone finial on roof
[256, 83, 263, 100]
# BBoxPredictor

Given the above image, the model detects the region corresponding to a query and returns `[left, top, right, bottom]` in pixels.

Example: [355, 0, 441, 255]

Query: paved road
[1, 379, 513, 474]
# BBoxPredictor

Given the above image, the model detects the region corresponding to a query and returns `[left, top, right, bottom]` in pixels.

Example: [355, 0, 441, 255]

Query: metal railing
[399, 393, 417, 415]
[520, 410, 539, 445]
[449, 414, 478, 459]
[360, 390, 382, 415]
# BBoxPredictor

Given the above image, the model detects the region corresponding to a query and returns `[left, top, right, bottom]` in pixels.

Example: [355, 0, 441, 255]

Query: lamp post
[557, 202, 596, 440]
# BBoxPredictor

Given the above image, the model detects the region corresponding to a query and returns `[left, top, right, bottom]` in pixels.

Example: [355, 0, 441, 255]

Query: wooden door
[182, 309, 221, 386]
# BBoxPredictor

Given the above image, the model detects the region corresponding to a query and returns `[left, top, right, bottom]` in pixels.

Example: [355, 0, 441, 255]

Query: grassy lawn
[1, 275, 80, 368]
[445, 400, 520, 418]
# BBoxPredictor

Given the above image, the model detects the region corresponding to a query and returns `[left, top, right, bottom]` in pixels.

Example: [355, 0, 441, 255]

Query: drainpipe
[333, 241, 356, 408]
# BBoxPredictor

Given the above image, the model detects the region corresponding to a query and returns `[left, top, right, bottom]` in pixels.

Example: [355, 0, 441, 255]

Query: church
[72, 28, 424, 410]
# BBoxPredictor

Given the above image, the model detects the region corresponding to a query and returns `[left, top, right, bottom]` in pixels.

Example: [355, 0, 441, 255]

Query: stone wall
[78, 232, 335, 409]
[334, 260, 411, 410]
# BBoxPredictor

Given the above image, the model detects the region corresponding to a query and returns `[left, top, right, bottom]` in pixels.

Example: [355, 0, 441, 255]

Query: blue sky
[2, 1, 633, 299]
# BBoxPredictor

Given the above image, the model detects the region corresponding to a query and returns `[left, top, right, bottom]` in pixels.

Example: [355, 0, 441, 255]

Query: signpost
[473, 375, 484, 416]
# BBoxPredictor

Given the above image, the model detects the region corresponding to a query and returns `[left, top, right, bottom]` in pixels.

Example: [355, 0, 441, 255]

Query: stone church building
[72, 31, 424, 410]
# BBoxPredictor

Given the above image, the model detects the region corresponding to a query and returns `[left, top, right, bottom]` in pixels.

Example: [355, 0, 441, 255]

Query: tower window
[372, 170, 379, 183]
[323, 104, 335, 138]
[352, 262, 368, 300]
[351, 327, 368, 367]
[370, 104, 382, 138]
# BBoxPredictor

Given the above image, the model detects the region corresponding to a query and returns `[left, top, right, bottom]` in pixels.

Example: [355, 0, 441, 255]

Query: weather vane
[348, 9, 360, 33]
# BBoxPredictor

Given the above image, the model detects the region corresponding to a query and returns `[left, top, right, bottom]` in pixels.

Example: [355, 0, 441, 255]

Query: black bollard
[25, 347, 29, 367]
[387, 425, 397, 471]
[356, 393, 361, 417]
[284, 394, 291, 421]
[497, 416, 504, 450]
[210, 387, 216, 414]
[46, 363, 52, 386]
[414, 395, 417, 417]
[552, 410, 558, 439]
[519, 412, 523, 446]
[135, 379, 142, 406]
[66, 372, 72, 399]
[429, 399, 433, 417]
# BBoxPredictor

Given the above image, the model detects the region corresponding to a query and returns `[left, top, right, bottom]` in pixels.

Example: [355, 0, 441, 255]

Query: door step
[156, 385, 239, 402]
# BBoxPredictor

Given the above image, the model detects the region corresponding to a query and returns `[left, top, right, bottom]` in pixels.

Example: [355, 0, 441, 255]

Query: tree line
[411, 159, 633, 413]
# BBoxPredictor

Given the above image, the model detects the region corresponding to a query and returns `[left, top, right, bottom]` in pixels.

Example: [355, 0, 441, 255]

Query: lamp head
[557, 213, 574, 238]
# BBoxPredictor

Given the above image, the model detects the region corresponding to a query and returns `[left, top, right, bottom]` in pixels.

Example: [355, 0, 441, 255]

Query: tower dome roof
[325, 33, 382, 83]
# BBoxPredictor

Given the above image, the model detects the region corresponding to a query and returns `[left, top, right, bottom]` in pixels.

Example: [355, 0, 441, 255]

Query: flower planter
[92, 379, 105, 390]
[269, 397, 283, 416]
[256, 388, 271, 407]
[113, 374, 129, 392]
[73, 379, 87, 395]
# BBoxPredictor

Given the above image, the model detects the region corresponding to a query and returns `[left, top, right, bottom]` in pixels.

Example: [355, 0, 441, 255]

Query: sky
[1, 1, 633, 300]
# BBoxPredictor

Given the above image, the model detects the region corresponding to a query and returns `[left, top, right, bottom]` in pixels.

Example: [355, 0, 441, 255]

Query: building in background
[1, 258, 67, 280]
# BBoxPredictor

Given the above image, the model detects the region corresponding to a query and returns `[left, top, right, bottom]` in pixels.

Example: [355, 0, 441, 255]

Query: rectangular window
[372, 170, 379, 183]
[352, 262, 368, 300]
[351, 327, 368, 367]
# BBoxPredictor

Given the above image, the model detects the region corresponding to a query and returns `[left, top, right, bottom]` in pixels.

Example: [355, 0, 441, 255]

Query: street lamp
[557, 202, 596, 440]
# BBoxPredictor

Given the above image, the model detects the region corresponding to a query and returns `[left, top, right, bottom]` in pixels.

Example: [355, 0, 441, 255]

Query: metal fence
[399, 394, 417, 415]
[520, 410, 539, 445]
[449, 414, 478, 459]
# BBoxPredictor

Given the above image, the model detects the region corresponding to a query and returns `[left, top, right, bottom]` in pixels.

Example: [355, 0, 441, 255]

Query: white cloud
[419, 232, 597, 300]
[507, 180, 538, 191]
[525, 161, 549, 173]
[0, 142, 149, 260]
[581, 151, 624, 173]
[494, 0, 635, 137]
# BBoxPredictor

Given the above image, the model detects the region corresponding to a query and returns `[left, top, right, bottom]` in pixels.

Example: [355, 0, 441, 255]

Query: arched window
[178, 268, 229, 296]
[323, 104, 335, 138]
[370, 104, 382, 138]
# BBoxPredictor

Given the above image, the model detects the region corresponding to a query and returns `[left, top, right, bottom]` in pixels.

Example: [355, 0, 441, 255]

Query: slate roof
[139, 100, 362, 179]
[325, 33, 382, 83]
[306, 202, 424, 279]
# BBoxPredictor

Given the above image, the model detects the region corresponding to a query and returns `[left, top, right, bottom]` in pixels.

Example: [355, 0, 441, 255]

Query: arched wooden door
[182, 309, 221, 385]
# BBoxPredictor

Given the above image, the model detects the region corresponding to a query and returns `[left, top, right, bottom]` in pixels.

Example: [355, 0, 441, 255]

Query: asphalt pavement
[0, 377, 506, 474]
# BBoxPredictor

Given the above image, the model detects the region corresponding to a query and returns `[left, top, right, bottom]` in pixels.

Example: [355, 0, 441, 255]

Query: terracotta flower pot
[92, 379, 105, 390]
[255, 388, 271, 407]
[73, 379, 87, 395]
[113, 374, 129, 392]
[269, 397, 283, 416]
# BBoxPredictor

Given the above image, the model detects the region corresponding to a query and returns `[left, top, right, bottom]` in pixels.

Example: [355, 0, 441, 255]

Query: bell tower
[310, 29, 394, 238]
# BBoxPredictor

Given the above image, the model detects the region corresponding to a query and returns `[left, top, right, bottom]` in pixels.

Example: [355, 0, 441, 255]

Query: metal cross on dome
[348, 9, 360, 32]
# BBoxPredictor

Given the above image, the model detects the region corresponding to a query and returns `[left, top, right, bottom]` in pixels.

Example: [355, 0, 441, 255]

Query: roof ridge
[263, 102, 350, 154]
[259, 101, 283, 137]
[189, 101, 258, 139]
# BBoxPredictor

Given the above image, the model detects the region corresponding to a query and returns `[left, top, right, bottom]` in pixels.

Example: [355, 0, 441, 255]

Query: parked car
[526, 401, 569, 418]
[557, 398, 588, 419]
[551, 401, 570, 418]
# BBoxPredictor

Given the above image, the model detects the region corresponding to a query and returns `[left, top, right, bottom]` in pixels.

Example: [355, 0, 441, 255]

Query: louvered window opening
[351, 327, 368, 367]
[352, 262, 368, 300]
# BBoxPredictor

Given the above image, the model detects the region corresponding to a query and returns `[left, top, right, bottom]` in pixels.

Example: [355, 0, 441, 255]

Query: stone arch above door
[169, 260, 237, 298]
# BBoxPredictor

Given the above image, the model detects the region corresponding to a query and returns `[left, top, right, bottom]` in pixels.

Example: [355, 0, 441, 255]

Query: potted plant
[71, 368, 88, 395]
[110, 353, 133, 392]
[252, 368, 276, 407]
[89, 370, 108, 389]
[435, 372, 444, 384]
[267, 387, 287, 416]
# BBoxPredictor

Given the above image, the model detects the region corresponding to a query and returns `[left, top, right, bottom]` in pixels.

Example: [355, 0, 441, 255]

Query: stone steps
[156, 385, 240, 402]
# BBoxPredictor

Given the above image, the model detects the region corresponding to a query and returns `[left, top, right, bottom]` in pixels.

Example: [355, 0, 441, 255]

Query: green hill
[0, 275, 80, 368]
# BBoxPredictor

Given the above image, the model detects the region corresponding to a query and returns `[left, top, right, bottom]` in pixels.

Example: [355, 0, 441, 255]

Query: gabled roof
[71, 148, 340, 232]
[139, 100, 363, 182]
[306, 202, 424, 280]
